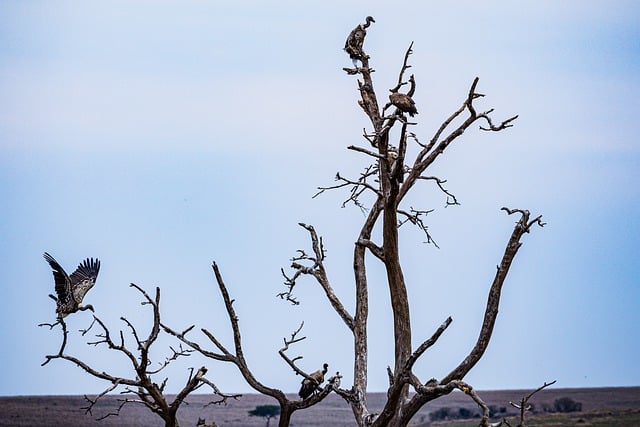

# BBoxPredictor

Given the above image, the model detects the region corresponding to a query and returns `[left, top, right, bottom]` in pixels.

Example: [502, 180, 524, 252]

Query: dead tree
[278, 17, 544, 427]
[506, 380, 557, 427]
[162, 264, 343, 427]
[40, 284, 239, 427]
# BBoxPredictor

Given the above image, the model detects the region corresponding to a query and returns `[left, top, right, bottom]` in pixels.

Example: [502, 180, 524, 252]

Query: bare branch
[278, 323, 315, 380]
[198, 376, 243, 406]
[501, 207, 547, 231]
[348, 144, 384, 159]
[441, 208, 544, 384]
[147, 344, 194, 375]
[40, 317, 69, 365]
[402, 78, 518, 207]
[209, 262, 248, 364]
[397, 207, 439, 248]
[390, 43, 415, 94]
[405, 317, 452, 371]
[356, 238, 384, 262]
[509, 380, 556, 426]
[313, 167, 381, 211]
[416, 176, 460, 206]
[479, 113, 519, 131]
[279, 224, 355, 330]
[524, 379, 556, 401]
[449, 380, 492, 427]
[82, 380, 122, 417]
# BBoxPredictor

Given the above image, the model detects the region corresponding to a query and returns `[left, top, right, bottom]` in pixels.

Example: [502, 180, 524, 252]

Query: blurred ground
[1, 386, 639, 426]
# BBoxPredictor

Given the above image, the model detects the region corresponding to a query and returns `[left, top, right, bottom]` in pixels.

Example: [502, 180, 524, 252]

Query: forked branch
[278, 223, 354, 330]
[509, 380, 556, 426]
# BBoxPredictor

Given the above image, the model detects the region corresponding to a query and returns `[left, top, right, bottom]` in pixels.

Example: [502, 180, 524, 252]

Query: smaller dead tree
[163, 263, 343, 427]
[505, 380, 556, 427]
[40, 284, 239, 427]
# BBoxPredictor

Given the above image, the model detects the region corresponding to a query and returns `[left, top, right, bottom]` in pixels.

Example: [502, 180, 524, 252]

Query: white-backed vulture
[344, 16, 375, 67]
[298, 363, 328, 399]
[389, 92, 418, 117]
[44, 252, 100, 318]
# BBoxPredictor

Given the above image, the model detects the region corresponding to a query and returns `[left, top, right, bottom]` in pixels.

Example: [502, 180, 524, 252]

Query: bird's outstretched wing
[69, 257, 100, 304]
[43, 252, 71, 303]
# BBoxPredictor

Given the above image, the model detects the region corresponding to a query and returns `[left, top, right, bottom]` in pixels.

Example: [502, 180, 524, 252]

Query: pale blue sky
[1, 1, 639, 396]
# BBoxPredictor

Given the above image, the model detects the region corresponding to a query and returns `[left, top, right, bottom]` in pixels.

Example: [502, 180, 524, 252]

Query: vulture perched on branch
[298, 363, 328, 399]
[44, 252, 100, 318]
[389, 91, 418, 117]
[344, 16, 375, 67]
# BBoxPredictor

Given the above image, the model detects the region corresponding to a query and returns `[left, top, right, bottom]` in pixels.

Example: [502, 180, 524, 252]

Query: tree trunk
[277, 406, 292, 427]
[351, 202, 382, 425]
[163, 415, 178, 427]
[382, 145, 412, 422]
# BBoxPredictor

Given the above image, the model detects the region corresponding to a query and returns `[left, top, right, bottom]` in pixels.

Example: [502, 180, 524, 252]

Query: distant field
[1, 387, 639, 426]
[425, 409, 640, 427]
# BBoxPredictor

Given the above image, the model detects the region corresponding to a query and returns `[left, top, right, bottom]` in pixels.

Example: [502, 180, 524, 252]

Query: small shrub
[489, 405, 508, 417]
[429, 407, 455, 421]
[553, 397, 582, 413]
[457, 407, 477, 419]
[430, 406, 479, 421]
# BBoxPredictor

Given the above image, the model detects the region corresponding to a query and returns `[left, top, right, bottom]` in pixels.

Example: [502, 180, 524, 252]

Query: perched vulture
[44, 252, 100, 318]
[344, 16, 375, 66]
[386, 145, 405, 183]
[298, 363, 328, 399]
[389, 92, 418, 117]
[387, 145, 399, 165]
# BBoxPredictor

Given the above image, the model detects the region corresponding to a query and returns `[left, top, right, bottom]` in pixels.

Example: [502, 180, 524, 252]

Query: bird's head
[82, 304, 95, 313]
[322, 363, 329, 372]
[365, 16, 375, 25]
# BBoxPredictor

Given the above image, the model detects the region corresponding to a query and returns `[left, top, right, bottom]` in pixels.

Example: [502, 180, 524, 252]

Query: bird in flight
[44, 252, 100, 318]
[298, 363, 328, 399]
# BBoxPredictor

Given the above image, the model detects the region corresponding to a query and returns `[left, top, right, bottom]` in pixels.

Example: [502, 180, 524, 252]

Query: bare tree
[162, 263, 343, 427]
[506, 380, 557, 427]
[40, 284, 239, 427]
[276, 17, 544, 427]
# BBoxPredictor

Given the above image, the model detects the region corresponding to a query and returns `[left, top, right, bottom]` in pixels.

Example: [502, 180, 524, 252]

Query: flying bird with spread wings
[44, 252, 100, 318]
[298, 363, 328, 400]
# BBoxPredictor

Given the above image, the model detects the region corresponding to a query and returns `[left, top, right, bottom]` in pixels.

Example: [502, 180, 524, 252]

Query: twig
[416, 176, 460, 206]
[278, 224, 355, 330]
[313, 167, 381, 211]
[397, 207, 439, 247]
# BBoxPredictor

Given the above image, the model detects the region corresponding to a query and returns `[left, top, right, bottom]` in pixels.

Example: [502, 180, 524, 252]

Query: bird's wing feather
[70, 257, 100, 303]
[43, 252, 71, 301]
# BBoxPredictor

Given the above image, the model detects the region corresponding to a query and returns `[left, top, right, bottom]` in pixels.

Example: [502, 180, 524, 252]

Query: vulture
[387, 145, 399, 165]
[389, 91, 418, 117]
[344, 16, 375, 67]
[386, 145, 405, 183]
[298, 363, 328, 400]
[44, 252, 100, 318]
